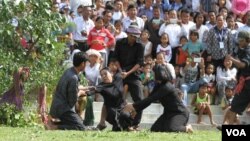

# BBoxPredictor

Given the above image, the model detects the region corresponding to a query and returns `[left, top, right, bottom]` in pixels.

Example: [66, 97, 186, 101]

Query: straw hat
[86, 49, 101, 58]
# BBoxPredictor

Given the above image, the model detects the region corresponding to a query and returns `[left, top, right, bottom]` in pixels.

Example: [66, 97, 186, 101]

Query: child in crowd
[216, 57, 237, 105]
[191, 82, 216, 126]
[155, 52, 176, 83]
[182, 30, 203, 57]
[140, 30, 153, 57]
[221, 85, 240, 124]
[144, 55, 155, 67]
[87, 16, 115, 67]
[114, 20, 127, 40]
[141, 14, 148, 23]
[181, 52, 206, 106]
[203, 63, 216, 104]
[176, 36, 189, 66]
[140, 63, 155, 98]
[156, 33, 172, 63]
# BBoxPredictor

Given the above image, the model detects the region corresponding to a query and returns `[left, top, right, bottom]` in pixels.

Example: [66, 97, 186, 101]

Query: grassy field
[0, 126, 221, 141]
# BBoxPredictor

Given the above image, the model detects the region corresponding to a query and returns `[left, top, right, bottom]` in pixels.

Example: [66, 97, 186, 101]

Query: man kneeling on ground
[45, 52, 90, 130]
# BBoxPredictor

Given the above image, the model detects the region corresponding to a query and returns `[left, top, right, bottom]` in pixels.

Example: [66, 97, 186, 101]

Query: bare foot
[197, 121, 208, 125]
[127, 126, 136, 132]
[186, 124, 193, 133]
[211, 121, 217, 127]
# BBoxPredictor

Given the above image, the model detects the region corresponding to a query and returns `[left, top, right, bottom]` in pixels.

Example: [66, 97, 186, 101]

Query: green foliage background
[0, 0, 66, 96]
[0, 0, 67, 126]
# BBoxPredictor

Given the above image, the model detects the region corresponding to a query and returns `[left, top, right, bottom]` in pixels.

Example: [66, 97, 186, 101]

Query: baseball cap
[126, 24, 141, 38]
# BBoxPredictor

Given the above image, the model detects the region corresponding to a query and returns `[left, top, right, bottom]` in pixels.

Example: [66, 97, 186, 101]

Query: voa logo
[226, 129, 246, 136]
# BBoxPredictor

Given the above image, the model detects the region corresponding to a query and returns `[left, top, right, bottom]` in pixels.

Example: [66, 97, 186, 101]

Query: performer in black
[95, 67, 133, 131]
[223, 31, 250, 124]
[123, 64, 193, 133]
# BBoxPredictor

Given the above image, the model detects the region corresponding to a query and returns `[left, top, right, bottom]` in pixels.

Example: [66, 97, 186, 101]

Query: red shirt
[176, 47, 188, 66]
[87, 27, 115, 51]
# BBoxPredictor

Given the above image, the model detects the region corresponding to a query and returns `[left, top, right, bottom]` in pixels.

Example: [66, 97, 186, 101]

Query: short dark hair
[127, 4, 136, 11]
[153, 64, 173, 83]
[73, 52, 88, 67]
[108, 58, 118, 65]
[190, 29, 199, 38]
[100, 67, 110, 73]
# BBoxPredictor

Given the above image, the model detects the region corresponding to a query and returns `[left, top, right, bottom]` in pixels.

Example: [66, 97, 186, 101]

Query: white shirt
[85, 63, 101, 86]
[112, 11, 123, 22]
[156, 44, 172, 63]
[142, 41, 152, 57]
[192, 0, 200, 12]
[159, 23, 182, 48]
[70, 0, 92, 14]
[166, 63, 176, 79]
[115, 32, 128, 40]
[181, 21, 196, 39]
[216, 67, 237, 84]
[73, 16, 95, 41]
[122, 16, 145, 31]
[204, 74, 215, 83]
[190, 25, 209, 42]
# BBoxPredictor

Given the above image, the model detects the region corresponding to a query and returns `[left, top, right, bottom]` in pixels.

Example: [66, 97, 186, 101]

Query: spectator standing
[122, 4, 145, 31]
[206, 15, 233, 69]
[73, 6, 95, 52]
[144, 5, 164, 58]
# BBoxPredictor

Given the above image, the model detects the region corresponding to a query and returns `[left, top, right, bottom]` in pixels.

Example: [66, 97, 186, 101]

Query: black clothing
[133, 82, 189, 132]
[74, 41, 89, 52]
[235, 46, 250, 77]
[231, 46, 250, 115]
[97, 73, 133, 131]
[49, 67, 86, 130]
[144, 18, 164, 58]
[50, 67, 80, 118]
[113, 38, 144, 80]
[113, 38, 144, 126]
[98, 74, 125, 108]
[57, 111, 85, 130]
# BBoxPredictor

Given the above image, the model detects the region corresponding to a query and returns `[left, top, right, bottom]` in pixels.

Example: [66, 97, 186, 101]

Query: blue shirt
[182, 41, 203, 56]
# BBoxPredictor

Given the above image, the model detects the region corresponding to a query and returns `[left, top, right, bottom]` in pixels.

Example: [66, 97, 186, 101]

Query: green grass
[0, 127, 221, 141]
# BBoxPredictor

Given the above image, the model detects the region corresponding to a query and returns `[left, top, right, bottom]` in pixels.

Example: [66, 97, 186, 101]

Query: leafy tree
[0, 0, 66, 111]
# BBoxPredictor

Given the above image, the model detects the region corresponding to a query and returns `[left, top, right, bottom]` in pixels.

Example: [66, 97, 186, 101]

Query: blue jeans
[181, 78, 207, 106]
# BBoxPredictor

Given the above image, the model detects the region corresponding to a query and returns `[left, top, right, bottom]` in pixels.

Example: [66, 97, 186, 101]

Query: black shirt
[113, 38, 144, 79]
[97, 73, 125, 108]
[236, 46, 250, 77]
[133, 82, 188, 115]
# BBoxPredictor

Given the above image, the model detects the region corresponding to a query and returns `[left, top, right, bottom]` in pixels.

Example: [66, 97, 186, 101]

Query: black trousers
[57, 111, 86, 130]
[106, 107, 133, 131]
[123, 79, 143, 126]
[231, 80, 250, 115]
[151, 112, 189, 132]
